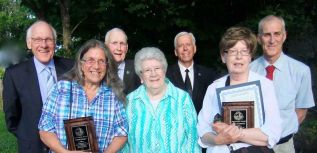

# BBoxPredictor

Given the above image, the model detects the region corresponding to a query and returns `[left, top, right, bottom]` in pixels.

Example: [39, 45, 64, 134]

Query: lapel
[26, 59, 43, 104]
[192, 64, 202, 100]
[123, 60, 133, 85]
[54, 57, 67, 79]
[173, 64, 186, 90]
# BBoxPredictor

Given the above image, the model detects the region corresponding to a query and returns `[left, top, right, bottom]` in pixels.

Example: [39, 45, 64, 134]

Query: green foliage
[0, 0, 34, 46]
[0, 67, 4, 79]
[0, 107, 17, 153]
[294, 111, 317, 153]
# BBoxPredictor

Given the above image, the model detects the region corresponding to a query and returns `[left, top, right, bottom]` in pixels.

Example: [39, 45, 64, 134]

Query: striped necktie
[46, 67, 56, 94]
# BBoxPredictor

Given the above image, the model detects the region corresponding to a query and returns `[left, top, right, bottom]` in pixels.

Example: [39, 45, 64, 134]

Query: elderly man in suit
[2, 20, 74, 153]
[105, 28, 140, 94]
[167, 31, 216, 114]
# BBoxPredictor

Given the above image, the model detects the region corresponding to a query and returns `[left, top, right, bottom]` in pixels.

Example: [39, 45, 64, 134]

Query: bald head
[105, 28, 128, 63]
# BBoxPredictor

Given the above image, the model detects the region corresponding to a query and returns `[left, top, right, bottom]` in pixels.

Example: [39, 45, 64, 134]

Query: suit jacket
[123, 60, 141, 95]
[2, 56, 73, 153]
[166, 63, 216, 113]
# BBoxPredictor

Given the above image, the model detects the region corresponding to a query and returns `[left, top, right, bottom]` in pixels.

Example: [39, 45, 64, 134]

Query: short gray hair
[134, 47, 168, 77]
[258, 15, 286, 34]
[26, 20, 57, 43]
[174, 32, 196, 48]
[105, 27, 128, 44]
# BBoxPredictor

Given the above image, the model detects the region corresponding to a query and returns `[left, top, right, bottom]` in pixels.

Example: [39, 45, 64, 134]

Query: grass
[0, 99, 17, 153]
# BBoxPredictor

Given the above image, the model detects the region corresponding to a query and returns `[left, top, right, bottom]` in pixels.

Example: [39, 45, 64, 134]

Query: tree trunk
[59, 0, 71, 54]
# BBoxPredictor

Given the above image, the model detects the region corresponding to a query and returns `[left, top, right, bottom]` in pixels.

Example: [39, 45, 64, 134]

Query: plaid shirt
[39, 80, 128, 153]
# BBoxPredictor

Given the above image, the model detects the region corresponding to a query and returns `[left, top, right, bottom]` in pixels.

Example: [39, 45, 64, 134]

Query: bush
[0, 67, 4, 79]
[294, 110, 317, 153]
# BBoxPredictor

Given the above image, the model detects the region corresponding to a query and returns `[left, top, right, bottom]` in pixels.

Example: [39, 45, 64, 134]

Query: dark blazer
[123, 60, 141, 95]
[166, 63, 216, 113]
[2, 56, 73, 153]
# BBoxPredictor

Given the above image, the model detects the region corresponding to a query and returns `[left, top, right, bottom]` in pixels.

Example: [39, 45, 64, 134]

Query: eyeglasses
[31, 38, 55, 45]
[224, 49, 251, 56]
[110, 41, 127, 47]
[141, 67, 163, 76]
[81, 58, 107, 66]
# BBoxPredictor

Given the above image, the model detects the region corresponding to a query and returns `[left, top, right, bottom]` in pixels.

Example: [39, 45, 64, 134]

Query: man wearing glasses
[2, 20, 73, 153]
[105, 28, 140, 94]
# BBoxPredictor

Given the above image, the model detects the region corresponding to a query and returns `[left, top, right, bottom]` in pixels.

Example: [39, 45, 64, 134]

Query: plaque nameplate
[216, 80, 265, 128]
[64, 116, 99, 152]
[222, 101, 254, 128]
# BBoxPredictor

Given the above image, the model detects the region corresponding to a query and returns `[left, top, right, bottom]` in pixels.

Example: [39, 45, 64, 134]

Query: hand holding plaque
[222, 101, 254, 129]
[64, 116, 99, 152]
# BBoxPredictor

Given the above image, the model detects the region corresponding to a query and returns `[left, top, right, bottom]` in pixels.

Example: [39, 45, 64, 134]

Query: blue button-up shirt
[38, 80, 128, 153]
[250, 52, 315, 137]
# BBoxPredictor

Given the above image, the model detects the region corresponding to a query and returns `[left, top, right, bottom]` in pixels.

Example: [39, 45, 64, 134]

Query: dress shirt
[118, 61, 125, 80]
[250, 52, 315, 137]
[34, 57, 56, 103]
[38, 80, 128, 153]
[178, 61, 194, 87]
[121, 79, 201, 153]
[197, 71, 281, 153]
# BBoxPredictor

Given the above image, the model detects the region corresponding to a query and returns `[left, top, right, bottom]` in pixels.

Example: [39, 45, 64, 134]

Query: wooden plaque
[64, 116, 99, 152]
[222, 101, 254, 128]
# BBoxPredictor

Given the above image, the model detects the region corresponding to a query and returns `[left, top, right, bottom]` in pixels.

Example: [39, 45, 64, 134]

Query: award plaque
[216, 80, 265, 128]
[64, 116, 99, 152]
[222, 101, 254, 128]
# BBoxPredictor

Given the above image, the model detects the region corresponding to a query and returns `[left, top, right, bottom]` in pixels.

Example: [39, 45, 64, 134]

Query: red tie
[266, 65, 275, 80]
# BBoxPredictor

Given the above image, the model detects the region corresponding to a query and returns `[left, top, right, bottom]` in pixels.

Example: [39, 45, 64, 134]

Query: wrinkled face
[258, 19, 286, 62]
[106, 31, 128, 63]
[81, 47, 107, 86]
[140, 59, 166, 91]
[174, 35, 196, 65]
[27, 22, 55, 64]
[221, 40, 251, 75]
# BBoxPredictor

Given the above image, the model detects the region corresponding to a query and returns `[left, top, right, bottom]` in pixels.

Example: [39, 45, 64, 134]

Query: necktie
[265, 65, 275, 80]
[46, 67, 56, 94]
[185, 69, 192, 97]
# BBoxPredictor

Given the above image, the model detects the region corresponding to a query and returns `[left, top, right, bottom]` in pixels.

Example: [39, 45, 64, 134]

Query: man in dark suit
[105, 28, 140, 94]
[2, 21, 73, 153]
[167, 32, 216, 114]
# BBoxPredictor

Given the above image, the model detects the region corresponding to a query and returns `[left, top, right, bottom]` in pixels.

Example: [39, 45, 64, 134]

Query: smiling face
[81, 47, 107, 86]
[221, 40, 251, 76]
[258, 18, 286, 63]
[27, 22, 55, 64]
[175, 34, 196, 67]
[140, 59, 166, 91]
[106, 30, 128, 63]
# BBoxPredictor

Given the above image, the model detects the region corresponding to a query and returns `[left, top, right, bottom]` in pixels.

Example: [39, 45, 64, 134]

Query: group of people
[2, 14, 314, 153]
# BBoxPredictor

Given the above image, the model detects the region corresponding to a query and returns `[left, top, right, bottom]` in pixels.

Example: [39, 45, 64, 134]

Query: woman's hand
[212, 122, 244, 145]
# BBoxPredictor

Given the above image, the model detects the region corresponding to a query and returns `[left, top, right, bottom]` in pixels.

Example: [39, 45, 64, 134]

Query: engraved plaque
[64, 116, 99, 152]
[222, 101, 254, 128]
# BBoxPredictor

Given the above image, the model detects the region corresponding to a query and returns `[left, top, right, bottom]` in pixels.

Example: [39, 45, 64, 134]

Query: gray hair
[26, 20, 57, 43]
[62, 39, 126, 103]
[104, 27, 128, 44]
[134, 47, 168, 77]
[258, 15, 286, 34]
[174, 32, 196, 48]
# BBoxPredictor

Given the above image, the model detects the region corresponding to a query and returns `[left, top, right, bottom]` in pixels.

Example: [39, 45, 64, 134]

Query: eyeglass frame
[31, 37, 55, 44]
[81, 58, 107, 66]
[224, 49, 251, 56]
[141, 67, 163, 76]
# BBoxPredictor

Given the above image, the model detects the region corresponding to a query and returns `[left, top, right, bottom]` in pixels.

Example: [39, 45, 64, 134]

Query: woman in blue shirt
[122, 47, 200, 153]
[38, 39, 128, 153]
